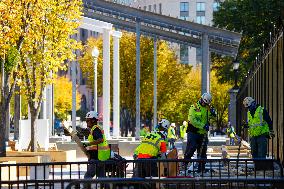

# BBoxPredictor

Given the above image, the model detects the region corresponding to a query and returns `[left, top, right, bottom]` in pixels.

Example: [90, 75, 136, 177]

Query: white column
[40, 88, 47, 119]
[103, 28, 111, 139]
[112, 31, 122, 138]
[46, 84, 53, 135]
[71, 60, 77, 131]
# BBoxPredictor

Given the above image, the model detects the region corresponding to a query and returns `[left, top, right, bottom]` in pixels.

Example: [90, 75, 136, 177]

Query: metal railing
[0, 159, 283, 188]
[236, 22, 284, 165]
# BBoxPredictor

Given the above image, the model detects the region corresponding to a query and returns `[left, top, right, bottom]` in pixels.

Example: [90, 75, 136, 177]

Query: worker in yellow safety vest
[243, 97, 274, 158]
[139, 124, 150, 138]
[168, 123, 177, 150]
[83, 111, 110, 181]
[180, 121, 187, 140]
[226, 122, 236, 145]
[184, 93, 216, 173]
[133, 119, 169, 178]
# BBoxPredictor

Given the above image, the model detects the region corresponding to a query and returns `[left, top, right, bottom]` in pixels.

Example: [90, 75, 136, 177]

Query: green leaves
[213, 0, 283, 83]
[5, 47, 20, 74]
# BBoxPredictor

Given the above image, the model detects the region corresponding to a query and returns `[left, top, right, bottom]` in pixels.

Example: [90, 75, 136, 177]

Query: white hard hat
[85, 111, 99, 119]
[201, 93, 212, 105]
[183, 121, 187, 125]
[243, 97, 255, 108]
[158, 119, 170, 130]
[171, 123, 176, 127]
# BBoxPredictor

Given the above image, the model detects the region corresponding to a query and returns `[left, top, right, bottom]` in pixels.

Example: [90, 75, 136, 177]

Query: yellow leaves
[54, 76, 81, 120]
[0, 0, 82, 112]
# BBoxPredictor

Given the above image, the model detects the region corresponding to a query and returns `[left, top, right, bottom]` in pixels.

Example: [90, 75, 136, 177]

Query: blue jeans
[230, 137, 235, 145]
[168, 138, 176, 150]
[184, 132, 208, 172]
[250, 135, 267, 158]
[84, 160, 108, 189]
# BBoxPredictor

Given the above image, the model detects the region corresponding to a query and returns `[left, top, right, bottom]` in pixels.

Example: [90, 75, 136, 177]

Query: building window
[180, 2, 189, 18]
[159, 3, 162, 14]
[196, 16, 205, 24]
[213, 1, 220, 11]
[196, 2, 205, 11]
[180, 45, 189, 64]
[148, 5, 151, 12]
[143, 6, 146, 10]
[153, 4, 156, 13]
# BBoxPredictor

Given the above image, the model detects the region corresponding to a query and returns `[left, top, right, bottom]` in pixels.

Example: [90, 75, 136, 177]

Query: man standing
[83, 111, 110, 184]
[139, 124, 150, 138]
[168, 123, 177, 150]
[226, 123, 236, 145]
[133, 119, 169, 178]
[243, 97, 274, 158]
[180, 121, 187, 140]
[184, 93, 216, 172]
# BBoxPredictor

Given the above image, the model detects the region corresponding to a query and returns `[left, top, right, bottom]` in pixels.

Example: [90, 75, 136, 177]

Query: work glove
[203, 123, 210, 131]
[210, 107, 217, 117]
[82, 143, 88, 148]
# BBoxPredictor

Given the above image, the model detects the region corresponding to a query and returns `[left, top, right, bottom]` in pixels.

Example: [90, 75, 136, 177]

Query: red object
[160, 141, 167, 153]
[137, 154, 152, 158]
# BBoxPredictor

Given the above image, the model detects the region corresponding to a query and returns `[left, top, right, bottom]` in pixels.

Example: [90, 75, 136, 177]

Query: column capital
[112, 30, 122, 38]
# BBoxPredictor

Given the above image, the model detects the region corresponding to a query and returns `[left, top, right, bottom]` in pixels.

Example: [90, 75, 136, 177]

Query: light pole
[92, 47, 99, 112]
[228, 59, 240, 133]
[233, 60, 240, 89]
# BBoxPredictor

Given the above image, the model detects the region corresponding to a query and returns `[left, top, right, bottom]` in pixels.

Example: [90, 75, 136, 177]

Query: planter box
[0, 155, 50, 177]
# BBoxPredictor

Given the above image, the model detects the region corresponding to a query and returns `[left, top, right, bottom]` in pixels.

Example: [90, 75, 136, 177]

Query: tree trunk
[0, 109, 7, 157]
[14, 85, 21, 140]
[30, 110, 38, 152]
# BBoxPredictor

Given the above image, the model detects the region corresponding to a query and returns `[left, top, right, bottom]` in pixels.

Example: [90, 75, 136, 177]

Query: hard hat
[201, 93, 212, 105]
[243, 97, 255, 108]
[183, 121, 187, 125]
[171, 123, 176, 127]
[158, 119, 170, 130]
[85, 111, 99, 119]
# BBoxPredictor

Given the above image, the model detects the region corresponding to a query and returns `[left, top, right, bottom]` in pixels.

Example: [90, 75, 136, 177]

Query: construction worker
[139, 124, 150, 138]
[180, 121, 187, 140]
[184, 93, 216, 172]
[226, 122, 236, 145]
[133, 119, 169, 178]
[168, 123, 177, 150]
[83, 111, 110, 183]
[243, 97, 274, 158]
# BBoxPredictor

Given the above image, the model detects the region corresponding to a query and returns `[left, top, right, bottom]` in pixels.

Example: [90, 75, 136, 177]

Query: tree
[212, 0, 284, 83]
[0, 0, 27, 156]
[1, 0, 82, 152]
[54, 76, 81, 121]
[79, 33, 192, 135]
[160, 68, 232, 130]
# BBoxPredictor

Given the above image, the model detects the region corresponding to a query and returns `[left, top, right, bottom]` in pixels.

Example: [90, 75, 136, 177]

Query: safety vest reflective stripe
[142, 141, 159, 151]
[87, 145, 110, 151]
[138, 154, 152, 158]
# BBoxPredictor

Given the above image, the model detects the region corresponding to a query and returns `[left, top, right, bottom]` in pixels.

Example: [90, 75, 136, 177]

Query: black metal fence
[0, 159, 283, 188]
[236, 23, 284, 165]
